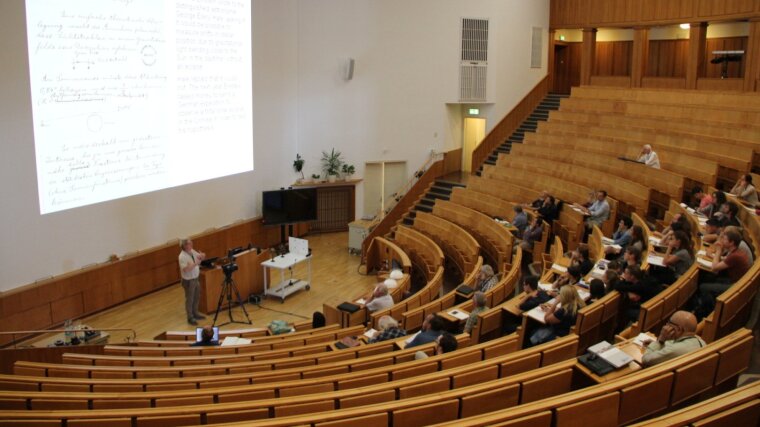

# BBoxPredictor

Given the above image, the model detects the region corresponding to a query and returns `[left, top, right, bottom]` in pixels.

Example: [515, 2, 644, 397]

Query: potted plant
[341, 164, 355, 180]
[311, 173, 321, 183]
[321, 148, 344, 183]
[293, 154, 305, 183]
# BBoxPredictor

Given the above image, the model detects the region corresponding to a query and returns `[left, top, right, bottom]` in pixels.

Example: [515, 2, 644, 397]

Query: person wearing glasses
[641, 311, 705, 366]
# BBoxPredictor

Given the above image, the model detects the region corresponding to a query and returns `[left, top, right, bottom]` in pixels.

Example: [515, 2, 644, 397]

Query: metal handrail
[0, 328, 137, 349]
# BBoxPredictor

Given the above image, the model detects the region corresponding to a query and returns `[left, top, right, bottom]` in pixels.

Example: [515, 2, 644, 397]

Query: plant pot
[296, 178, 304, 184]
[328, 175, 337, 183]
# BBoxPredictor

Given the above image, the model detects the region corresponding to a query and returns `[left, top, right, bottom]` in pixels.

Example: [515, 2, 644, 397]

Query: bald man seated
[641, 311, 705, 366]
[637, 144, 660, 169]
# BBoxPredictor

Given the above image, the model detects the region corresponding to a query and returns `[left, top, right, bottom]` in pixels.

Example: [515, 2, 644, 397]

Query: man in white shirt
[365, 283, 394, 312]
[637, 144, 660, 169]
[178, 238, 206, 325]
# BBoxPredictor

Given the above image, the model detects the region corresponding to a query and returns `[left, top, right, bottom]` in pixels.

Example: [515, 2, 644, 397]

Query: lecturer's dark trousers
[182, 277, 201, 320]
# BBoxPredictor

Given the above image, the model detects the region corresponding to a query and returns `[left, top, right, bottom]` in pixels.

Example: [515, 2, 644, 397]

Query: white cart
[261, 237, 312, 302]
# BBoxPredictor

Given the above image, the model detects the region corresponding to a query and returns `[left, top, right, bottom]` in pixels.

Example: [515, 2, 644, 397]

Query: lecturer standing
[179, 238, 206, 325]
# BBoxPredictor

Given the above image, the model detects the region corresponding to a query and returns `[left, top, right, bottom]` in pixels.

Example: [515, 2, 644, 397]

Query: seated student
[654, 230, 694, 285]
[731, 174, 759, 206]
[699, 190, 726, 218]
[364, 283, 394, 313]
[641, 311, 705, 367]
[629, 225, 646, 253]
[659, 219, 689, 247]
[615, 264, 659, 323]
[475, 264, 499, 292]
[622, 245, 642, 270]
[602, 269, 620, 290]
[570, 246, 594, 276]
[605, 216, 633, 257]
[715, 202, 740, 228]
[692, 187, 713, 212]
[530, 191, 550, 209]
[587, 278, 607, 304]
[517, 276, 553, 311]
[701, 217, 722, 245]
[537, 195, 559, 223]
[368, 315, 406, 343]
[464, 291, 488, 334]
[579, 190, 610, 229]
[724, 225, 754, 264]
[519, 215, 545, 255]
[312, 311, 326, 329]
[699, 229, 751, 297]
[511, 205, 528, 237]
[406, 314, 444, 348]
[637, 144, 660, 169]
[191, 326, 219, 347]
[552, 265, 583, 293]
[414, 332, 458, 360]
[529, 285, 585, 346]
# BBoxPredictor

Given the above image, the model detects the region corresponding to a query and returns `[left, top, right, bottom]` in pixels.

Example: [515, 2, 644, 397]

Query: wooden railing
[360, 149, 461, 261]
[470, 75, 550, 173]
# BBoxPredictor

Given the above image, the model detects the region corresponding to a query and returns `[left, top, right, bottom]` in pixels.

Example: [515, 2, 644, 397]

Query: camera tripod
[212, 273, 252, 326]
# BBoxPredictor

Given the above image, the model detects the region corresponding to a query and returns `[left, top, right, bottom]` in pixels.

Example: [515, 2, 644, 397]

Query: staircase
[401, 180, 466, 227]
[476, 92, 568, 176]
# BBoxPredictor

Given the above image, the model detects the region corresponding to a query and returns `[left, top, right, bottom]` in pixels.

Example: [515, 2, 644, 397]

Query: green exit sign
[468, 108, 479, 115]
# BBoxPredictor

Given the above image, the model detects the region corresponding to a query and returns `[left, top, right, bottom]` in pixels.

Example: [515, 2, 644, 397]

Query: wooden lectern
[198, 248, 270, 314]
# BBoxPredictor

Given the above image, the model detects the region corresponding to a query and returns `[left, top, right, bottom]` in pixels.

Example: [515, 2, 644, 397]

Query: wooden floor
[22, 232, 376, 346]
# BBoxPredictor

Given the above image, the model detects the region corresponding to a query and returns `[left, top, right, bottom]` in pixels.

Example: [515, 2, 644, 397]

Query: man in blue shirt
[406, 314, 444, 348]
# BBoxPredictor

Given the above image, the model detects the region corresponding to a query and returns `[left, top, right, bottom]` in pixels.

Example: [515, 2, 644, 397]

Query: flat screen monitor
[262, 188, 318, 226]
[196, 326, 220, 342]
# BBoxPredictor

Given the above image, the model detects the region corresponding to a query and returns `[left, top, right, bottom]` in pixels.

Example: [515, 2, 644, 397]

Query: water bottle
[63, 319, 73, 345]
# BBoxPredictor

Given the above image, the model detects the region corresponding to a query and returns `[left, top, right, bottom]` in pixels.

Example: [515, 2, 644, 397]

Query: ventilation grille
[460, 18, 489, 102]
[531, 27, 543, 69]
[461, 18, 489, 62]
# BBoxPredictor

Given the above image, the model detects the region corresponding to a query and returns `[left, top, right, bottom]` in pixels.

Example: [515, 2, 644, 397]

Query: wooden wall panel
[0, 216, 304, 347]
[698, 0, 756, 17]
[552, 0, 760, 28]
[50, 293, 84, 324]
[696, 77, 745, 91]
[589, 75, 632, 87]
[641, 77, 688, 89]
[594, 41, 632, 76]
[704, 36, 748, 78]
[647, 39, 689, 77]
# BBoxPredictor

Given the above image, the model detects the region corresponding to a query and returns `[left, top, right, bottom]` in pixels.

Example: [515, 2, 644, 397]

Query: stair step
[402, 217, 415, 226]
[429, 186, 452, 196]
[427, 192, 449, 201]
[484, 159, 497, 166]
[418, 197, 436, 206]
[415, 204, 433, 213]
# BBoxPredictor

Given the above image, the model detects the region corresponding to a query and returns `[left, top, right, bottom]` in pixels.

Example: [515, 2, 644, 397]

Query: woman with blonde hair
[530, 285, 585, 345]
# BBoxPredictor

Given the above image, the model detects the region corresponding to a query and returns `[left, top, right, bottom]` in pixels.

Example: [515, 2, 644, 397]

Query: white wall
[0, 0, 548, 292]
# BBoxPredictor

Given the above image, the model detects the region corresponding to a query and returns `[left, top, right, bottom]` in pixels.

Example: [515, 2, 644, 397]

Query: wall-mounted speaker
[345, 58, 355, 81]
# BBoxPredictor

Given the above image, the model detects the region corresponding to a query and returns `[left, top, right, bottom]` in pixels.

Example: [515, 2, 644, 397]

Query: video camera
[221, 248, 240, 277]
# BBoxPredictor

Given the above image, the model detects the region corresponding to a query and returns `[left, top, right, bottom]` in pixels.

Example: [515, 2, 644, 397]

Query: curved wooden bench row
[618, 264, 700, 341]
[394, 264, 470, 333]
[569, 85, 760, 121]
[111, 323, 344, 352]
[364, 236, 413, 276]
[478, 165, 619, 237]
[536, 120, 751, 177]
[429, 328, 754, 427]
[15, 326, 368, 379]
[524, 131, 718, 188]
[393, 225, 444, 280]
[449, 187, 515, 222]
[63, 326, 408, 368]
[494, 154, 649, 217]
[700, 192, 760, 343]
[0, 335, 580, 425]
[553, 102, 760, 146]
[512, 142, 685, 201]
[158, 327, 269, 342]
[412, 212, 481, 279]
[440, 248, 523, 345]
[628, 379, 760, 426]
[368, 266, 445, 331]
[431, 199, 513, 273]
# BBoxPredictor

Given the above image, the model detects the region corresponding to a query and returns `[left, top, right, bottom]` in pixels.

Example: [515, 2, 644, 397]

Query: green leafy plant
[311, 173, 321, 180]
[293, 154, 305, 179]
[341, 163, 355, 178]
[321, 148, 344, 177]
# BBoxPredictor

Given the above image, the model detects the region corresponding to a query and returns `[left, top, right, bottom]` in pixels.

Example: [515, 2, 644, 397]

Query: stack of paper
[355, 298, 366, 305]
[598, 347, 634, 368]
[587, 340, 613, 355]
[448, 310, 469, 320]
[538, 282, 554, 292]
[697, 257, 713, 268]
[646, 254, 666, 267]
[363, 328, 378, 339]
[221, 336, 252, 346]
[551, 263, 567, 273]
[632, 333, 653, 347]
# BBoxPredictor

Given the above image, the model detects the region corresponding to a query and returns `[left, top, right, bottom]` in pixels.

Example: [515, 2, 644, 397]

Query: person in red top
[699, 229, 751, 297]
